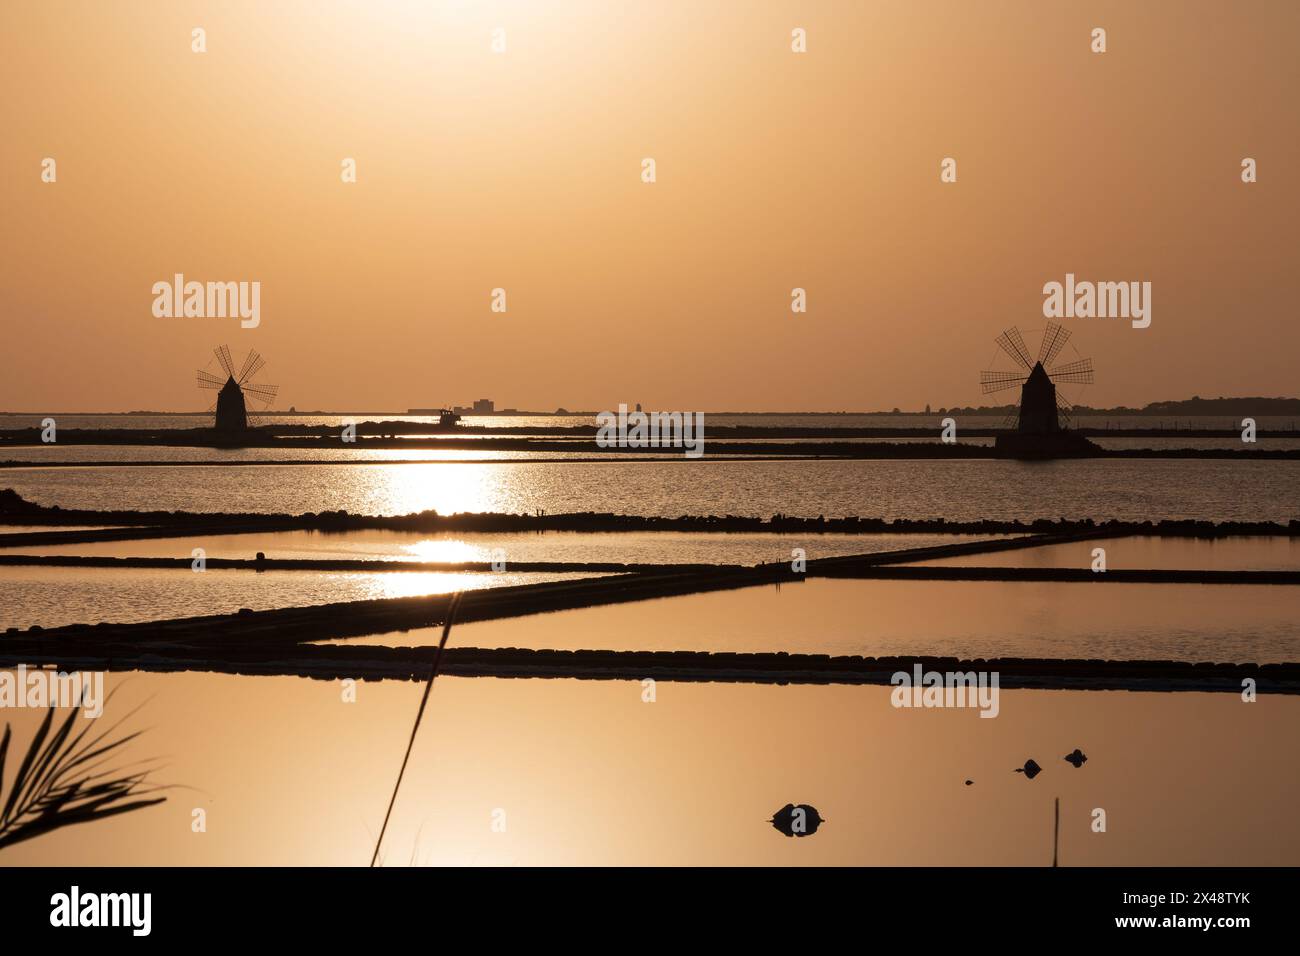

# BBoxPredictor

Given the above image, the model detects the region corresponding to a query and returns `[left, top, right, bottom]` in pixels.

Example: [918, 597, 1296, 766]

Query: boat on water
[406, 407, 463, 429]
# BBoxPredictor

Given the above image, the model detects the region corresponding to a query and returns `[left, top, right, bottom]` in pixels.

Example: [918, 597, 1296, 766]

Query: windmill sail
[1038, 322, 1071, 367]
[981, 371, 1029, 394]
[237, 349, 265, 384]
[995, 327, 1034, 370]
[1049, 357, 1094, 384]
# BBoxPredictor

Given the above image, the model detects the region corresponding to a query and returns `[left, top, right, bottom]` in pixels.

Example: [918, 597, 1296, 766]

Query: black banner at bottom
[0, 866, 1289, 941]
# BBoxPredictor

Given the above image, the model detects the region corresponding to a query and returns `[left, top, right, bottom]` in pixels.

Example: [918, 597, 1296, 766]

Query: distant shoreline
[4, 397, 1300, 418]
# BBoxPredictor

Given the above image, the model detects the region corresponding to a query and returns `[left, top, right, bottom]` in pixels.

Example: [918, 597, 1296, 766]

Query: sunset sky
[3, 0, 1297, 413]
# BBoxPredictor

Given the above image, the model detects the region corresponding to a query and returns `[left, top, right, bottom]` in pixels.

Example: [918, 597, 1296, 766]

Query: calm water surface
[918, 535, 1300, 571]
[0, 671, 1294, 865]
[0, 567, 605, 630]
[2, 529, 1011, 565]
[5, 458, 1299, 521]
[345, 576, 1300, 663]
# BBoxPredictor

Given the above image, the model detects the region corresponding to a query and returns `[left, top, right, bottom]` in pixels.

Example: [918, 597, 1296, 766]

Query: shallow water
[0, 524, 110, 534]
[917, 535, 1300, 571]
[5, 458, 1299, 521]
[345, 576, 1300, 663]
[2, 425, 1297, 867]
[0, 445, 696, 464]
[0, 671, 1294, 865]
[0, 528, 1012, 566]
[0, 566, 605, 630]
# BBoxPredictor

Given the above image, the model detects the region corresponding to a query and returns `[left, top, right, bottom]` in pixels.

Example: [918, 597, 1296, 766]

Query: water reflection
[7, 458, 1300, 521]
[920, 535, 1300, 571]
[9, 528, 1005, 567]
[2, 672, 1294, 865]
[352, 576, 1300, 663]
[0, 567, 603, 630]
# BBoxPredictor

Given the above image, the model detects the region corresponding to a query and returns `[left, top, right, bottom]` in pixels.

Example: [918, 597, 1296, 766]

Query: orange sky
[2, 0, 1297, 412]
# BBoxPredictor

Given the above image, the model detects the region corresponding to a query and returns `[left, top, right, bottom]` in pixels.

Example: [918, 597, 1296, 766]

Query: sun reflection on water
[402, 538, 484, 563]
[375, 463, 515, 516]
[356, 570, 608, 601]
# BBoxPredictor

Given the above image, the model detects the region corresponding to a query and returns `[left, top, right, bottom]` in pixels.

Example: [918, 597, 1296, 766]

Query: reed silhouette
[0, 696, 165, 850]
[370, 591, 464, 867]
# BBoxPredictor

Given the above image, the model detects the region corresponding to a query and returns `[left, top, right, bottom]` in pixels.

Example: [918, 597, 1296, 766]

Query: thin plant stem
[370, 591, 463, 868]
[1052, 796, 1060, 867]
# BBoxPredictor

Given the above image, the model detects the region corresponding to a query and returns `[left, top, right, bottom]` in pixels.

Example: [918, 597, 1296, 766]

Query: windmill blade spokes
[995, 327, 1034, 370]
[1050, 357, 1094, 384]
[1050, 357, 1093, 376]
[237, 350, 265, 384]
[981, 371, 1028, 394]
[1052, 370, 1095, 384]
[1002, 408, 1021, 429]
[197, 370, 225, 389]
[240, 382, 279, 407]
[215, 345, 235, 378]
[1056, 393, 1075, 425]
[1038, 322, 1071, 367]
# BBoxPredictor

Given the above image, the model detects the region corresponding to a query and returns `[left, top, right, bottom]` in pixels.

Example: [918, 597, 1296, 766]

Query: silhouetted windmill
[980, 324, 1099, 457]
[980, 323, 1094, 432]
[196, 346, 278, 435]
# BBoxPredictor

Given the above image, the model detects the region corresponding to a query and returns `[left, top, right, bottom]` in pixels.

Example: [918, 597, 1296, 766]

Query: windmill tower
[196, 346, 278, 438]
[979, 324, 1098, 457]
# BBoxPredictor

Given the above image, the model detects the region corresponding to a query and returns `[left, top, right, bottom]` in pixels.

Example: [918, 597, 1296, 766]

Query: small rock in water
[770, 803, 825, 837]
[1014, 759, 1042, 779]
[1064, 748, 1088, 768]
[965, 779, 973, 786]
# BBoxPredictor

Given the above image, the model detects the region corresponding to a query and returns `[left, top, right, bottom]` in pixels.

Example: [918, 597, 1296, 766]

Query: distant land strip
[3, 433, 1300, 461]
[3, 395, 1299, 417]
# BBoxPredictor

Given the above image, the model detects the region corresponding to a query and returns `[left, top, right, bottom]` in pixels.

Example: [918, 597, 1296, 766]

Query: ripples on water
[5, 529, 1006, 565]
[4, 458, 1299, 522]
[383, 577, 1300, 663]
[0, 566, 605, 630]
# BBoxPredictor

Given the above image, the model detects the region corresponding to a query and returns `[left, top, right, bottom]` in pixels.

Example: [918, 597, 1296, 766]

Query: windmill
[196, 345, 278, 435]
[980, 323, 1094, 432]
[979, 324, 1099, 457]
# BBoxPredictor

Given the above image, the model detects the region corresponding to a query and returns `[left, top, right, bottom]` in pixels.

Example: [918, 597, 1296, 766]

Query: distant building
[473, 398, 494, 414]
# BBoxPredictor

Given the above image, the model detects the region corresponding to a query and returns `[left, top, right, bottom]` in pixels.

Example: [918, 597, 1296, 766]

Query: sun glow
[403, 537, 484, 563]
[378, 463, 507, 515]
